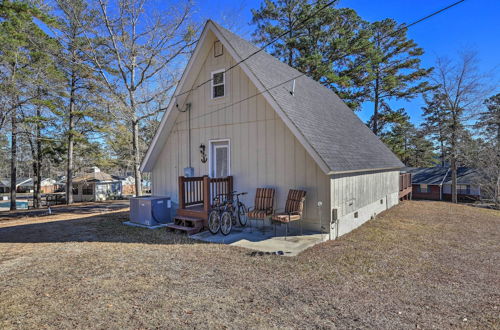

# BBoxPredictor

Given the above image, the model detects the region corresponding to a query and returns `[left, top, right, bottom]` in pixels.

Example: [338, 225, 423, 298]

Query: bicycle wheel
[238, 203, 248, 226]
[220, 211, 232, 236]
[208, 210, 221, 234]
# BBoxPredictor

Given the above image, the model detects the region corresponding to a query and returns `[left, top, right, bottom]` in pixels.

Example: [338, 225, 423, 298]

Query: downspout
[440, 168, 450, 201]
[187, 103, 192, 168]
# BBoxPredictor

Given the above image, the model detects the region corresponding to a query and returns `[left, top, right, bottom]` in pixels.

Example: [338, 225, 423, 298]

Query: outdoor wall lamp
[199, 144, 207, 163]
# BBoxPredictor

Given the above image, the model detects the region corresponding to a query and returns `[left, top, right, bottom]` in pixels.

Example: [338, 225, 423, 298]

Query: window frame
[456, 184, 470, 195]
[208, 139, 231, 178]
[211, 69, 225, 99]
[82, 185, 94, 196]
[419, 184, 430, 193]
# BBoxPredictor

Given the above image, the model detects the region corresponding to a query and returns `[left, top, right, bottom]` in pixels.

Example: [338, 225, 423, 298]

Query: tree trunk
[66, 70, 76, 205]
[372, 74, 380, 135]
[34, 106, 42, 208]
[440, 139, 445, 167]
[497, 120, 500, 206]
[10, 110, 17, 211]
[451, 156, 457, 203]
[132, 118, 142, 196]
[450, 119, 457, 203]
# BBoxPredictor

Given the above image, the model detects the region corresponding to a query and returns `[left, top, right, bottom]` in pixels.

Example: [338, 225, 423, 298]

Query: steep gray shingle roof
[213, 21, 404, 173]
[409, 166, 481, 185]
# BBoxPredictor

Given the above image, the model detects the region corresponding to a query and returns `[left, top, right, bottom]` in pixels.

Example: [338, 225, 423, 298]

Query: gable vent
[214, 40, 223, 57]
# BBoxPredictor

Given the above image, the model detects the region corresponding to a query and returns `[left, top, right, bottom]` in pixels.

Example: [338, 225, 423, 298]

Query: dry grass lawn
[0, 201, 499, 329]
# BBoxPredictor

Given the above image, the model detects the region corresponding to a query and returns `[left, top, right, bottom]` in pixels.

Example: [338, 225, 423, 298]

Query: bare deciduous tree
[426, 52, 490, 203]
[80, 0, 197, 196]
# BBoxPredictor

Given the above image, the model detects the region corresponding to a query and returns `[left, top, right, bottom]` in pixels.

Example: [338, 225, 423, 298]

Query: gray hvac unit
[130, 196, 172, 226]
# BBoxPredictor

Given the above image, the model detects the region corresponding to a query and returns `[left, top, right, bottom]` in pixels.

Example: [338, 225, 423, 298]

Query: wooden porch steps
[166, 215, 205, 235]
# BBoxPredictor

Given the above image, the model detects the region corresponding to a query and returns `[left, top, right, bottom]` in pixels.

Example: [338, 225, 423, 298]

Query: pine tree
[252, 0, 372, 109]
[422, 93, 449, 166]
[366, 19, 433, 135]
[477, 94, 500, 147]
[0, 0, 61, 209]
[55, 0, 108, 204]
[378, 107, 435, 166]
[474, 94, 500, 205]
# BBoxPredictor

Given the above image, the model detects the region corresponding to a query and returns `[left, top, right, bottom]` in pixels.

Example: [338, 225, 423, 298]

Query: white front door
[209, 140, 230, 178]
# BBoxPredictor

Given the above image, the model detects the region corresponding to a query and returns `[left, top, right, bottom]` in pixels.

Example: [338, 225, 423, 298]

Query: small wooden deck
[399, 173, 412, 200]
[166, 175, 233, 235]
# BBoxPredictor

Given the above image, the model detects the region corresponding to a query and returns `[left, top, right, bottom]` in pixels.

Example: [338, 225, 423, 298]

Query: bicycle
[220, 191, 248, 235]
[208, 191, 248, 235]
[208, 193, 226, 235]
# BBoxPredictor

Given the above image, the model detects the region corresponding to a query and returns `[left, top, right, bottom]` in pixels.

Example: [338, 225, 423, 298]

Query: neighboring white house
[72, 168, 122, 202]
[0, 178, 33, 194]
[140, 20, 404, 239]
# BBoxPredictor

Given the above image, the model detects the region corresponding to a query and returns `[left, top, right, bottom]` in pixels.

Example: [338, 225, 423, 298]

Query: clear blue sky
[192, 0, 500, 126]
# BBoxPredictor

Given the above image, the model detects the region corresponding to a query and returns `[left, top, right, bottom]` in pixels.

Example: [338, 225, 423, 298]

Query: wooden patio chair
[247, 188, 275, 233]
[271, 189, 306, 239]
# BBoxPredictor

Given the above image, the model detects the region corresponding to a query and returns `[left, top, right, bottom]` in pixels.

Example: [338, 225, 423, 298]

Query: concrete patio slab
[190, 225, 328, 256]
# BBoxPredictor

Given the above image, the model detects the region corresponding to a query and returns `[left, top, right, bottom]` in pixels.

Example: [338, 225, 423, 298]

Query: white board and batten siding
[330, 170, 400, 237]
[152, 40, 331, 230]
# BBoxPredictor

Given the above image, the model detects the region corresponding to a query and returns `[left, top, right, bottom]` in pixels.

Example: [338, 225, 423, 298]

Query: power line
[397, 0, 465, 32]
[173, 0, 338, 99]
[173, 0, 466, 125]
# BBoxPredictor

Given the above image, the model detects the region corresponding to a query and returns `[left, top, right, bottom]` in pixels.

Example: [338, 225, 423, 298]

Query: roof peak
[141, 19, 403, 173]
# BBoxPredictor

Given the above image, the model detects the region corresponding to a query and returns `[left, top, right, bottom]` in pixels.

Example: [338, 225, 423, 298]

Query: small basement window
[212, 70, 225, 99]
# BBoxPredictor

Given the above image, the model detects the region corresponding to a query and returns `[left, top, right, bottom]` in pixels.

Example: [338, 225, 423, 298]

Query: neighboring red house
[40, 178, 62, 194]
[409, 167, 482, 201]
[112, 175, 136, 196]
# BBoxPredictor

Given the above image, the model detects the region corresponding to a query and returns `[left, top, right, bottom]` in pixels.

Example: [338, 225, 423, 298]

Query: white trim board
[208, 138, 231, 178]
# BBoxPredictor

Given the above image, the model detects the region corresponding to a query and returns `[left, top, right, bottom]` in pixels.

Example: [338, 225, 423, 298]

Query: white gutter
[328, 166, 404, 176]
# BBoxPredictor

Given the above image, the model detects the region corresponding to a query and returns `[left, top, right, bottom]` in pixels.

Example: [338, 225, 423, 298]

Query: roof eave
[140, 22, 213, 172]
[328, 166, 404, 176]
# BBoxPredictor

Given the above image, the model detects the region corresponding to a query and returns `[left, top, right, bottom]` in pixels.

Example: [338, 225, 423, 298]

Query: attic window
[214, 40, 223, 57]
[211, 70, 225, 99]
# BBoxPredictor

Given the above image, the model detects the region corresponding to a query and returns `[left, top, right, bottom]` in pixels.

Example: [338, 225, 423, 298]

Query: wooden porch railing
[178, 175, 233, 212]
[399, 173, 412, 200]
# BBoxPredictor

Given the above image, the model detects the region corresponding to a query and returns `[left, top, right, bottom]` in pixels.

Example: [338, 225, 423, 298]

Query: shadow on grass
[0, 211, 201, 245]
[0, 201, 130, 220]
